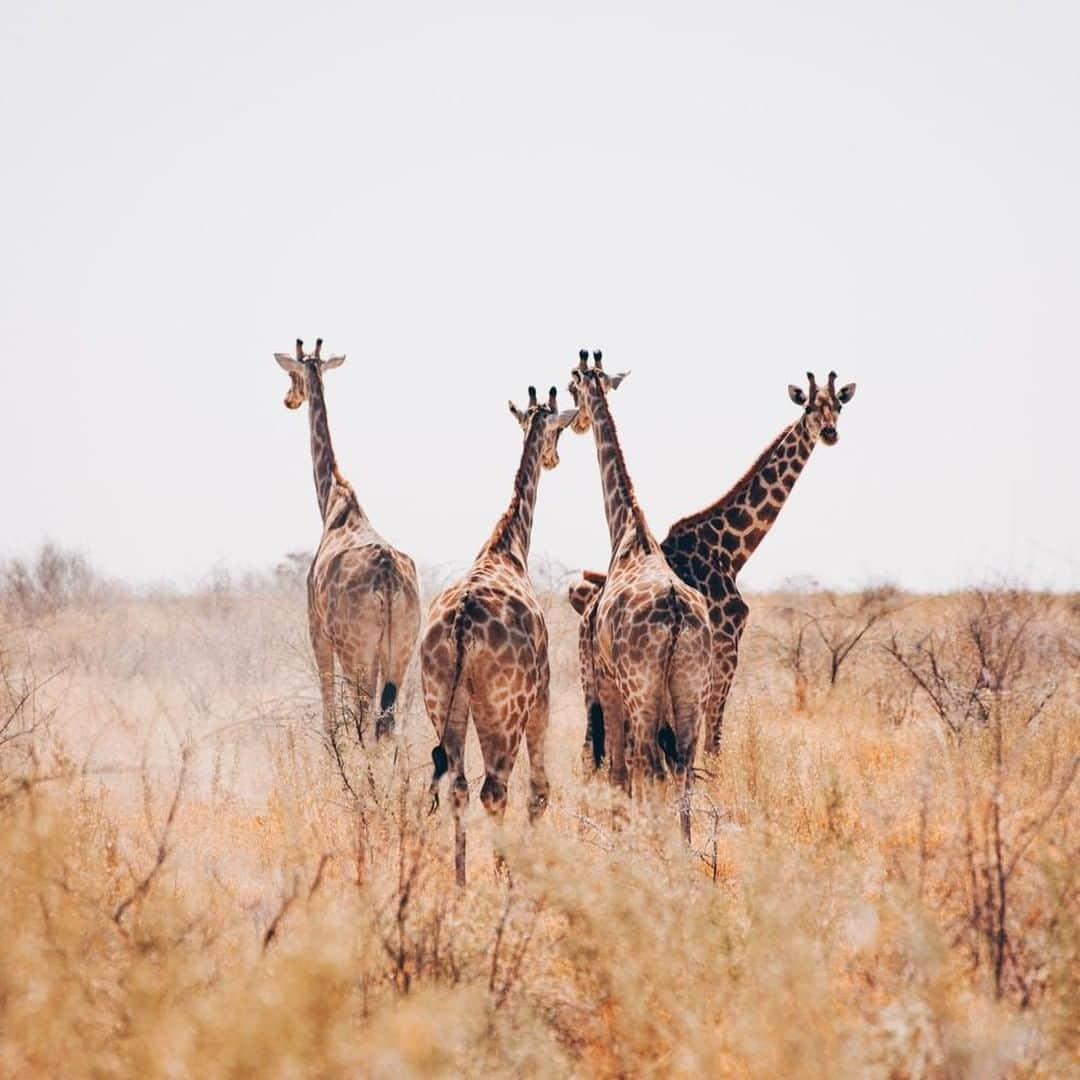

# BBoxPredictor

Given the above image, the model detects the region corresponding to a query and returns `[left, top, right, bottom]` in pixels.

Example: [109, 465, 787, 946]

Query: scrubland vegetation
[1, 547, 1076, 1076]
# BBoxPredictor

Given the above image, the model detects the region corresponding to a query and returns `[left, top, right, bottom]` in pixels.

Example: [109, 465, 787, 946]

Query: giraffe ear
[608, 371, 630, 390]
[275, 353, 303, 374]
[788, 385, 807, 406]
[508, 400, 525, 425]
[321, 354, 346, 371]
[555, 408, 579, 431]
[837, 382, 856, 404]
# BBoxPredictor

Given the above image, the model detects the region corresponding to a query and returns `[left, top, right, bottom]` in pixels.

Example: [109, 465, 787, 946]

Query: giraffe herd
[275, 339, 857, 885]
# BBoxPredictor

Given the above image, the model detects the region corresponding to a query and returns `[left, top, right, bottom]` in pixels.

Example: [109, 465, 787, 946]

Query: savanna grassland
[1, 547, 1077, 1077]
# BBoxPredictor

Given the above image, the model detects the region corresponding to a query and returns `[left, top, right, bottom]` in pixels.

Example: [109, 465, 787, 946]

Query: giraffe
[274, 338, 420, 745]
[571, 369, 857, 757]
[567, 350, 712, 842]
[423, 385, 578, 887]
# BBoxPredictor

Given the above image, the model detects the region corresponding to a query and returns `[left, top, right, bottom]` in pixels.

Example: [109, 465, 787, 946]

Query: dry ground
[1, 556, 1077, 1077]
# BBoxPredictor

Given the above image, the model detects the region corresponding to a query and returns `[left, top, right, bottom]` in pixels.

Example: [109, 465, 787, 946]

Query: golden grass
[1, 578, 1076, 1077]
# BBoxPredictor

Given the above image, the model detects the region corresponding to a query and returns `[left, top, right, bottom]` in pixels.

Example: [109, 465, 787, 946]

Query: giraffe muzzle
[821, 425, 838, 445]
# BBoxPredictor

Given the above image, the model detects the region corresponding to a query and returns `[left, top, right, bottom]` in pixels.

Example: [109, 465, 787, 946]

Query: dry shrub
[755, 581, 902, 711]
[1, 543, 112, 619]
[0, 580, 1075, 1076]
[884, 587, 1062, 734]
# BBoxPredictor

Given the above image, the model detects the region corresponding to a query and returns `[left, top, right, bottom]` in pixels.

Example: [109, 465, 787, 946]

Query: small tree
[757, 605, 816, 712]
[807, 584, 902, 686]
[1, 543, 107, 617]
[883, 588, 1058, 735]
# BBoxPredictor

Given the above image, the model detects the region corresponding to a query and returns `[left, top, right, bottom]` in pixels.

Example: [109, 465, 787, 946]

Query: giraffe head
[568, 569, 606, 615]
[508, 385, 579, 469]
[567, 350, 629, 433]
[787, 371, 856, 446]
[273, 338, 345, 409]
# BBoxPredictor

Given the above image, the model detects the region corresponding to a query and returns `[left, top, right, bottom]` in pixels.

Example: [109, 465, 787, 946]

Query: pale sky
[3, 2, 1078, 592]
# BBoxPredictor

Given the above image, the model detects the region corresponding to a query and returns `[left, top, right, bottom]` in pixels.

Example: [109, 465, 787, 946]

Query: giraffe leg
[310, 625, 337, 743]
[668, 634, 710, 845]
[472, 686, 527, 882]
[665, 678, 708, 846]
[524, 678, 551, 823]
[704, 646, 737, 754]
[623, 696, 665, 821]
[427, 690, 471, 887]
[597, 675, 627, 794]
[617, 660, 666, 790]
[421, 639, 471, 885]
[339, 633, 380, 747]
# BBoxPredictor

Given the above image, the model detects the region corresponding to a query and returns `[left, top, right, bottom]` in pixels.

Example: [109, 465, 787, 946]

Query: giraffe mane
[331, 465, 362, 510]
[484, 410, 547, 562]
[665, 421, 796, 536]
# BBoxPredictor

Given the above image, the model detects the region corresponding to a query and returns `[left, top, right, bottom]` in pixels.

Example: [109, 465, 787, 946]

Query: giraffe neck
[484, 417, 546, 568]
[584, 383, 652, 555]
[663, 411, 822, 577]
[303, 364, 343, 522]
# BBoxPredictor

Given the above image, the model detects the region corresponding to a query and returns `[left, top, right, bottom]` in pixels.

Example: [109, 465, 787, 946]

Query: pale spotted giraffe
[274, 338, 420, 744]
[568, 350, 711, 842]
[571, 370, 857, 757]
[423, 385, 578, 886]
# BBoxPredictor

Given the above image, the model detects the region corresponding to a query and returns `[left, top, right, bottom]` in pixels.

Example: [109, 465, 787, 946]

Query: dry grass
[1, 562, 1077, 1077]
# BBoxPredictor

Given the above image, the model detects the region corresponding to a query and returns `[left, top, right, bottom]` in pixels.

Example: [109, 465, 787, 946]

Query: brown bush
[0, 581, 1075, 1076]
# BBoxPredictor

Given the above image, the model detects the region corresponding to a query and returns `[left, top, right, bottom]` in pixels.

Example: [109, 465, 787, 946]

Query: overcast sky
[3, 2, 1078, 592]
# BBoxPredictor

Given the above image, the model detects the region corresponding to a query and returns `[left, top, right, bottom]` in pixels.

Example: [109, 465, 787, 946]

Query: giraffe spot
[723, 596, 748, 619]
[762, 466, 778, 484]
[749, 477, 767, 506]
[488, 623, 508, 648]
[759, 502, 779, 522]
[726, 507, 751, 530]
[745, 528, 765, 550]
[721, 532, 739, 553]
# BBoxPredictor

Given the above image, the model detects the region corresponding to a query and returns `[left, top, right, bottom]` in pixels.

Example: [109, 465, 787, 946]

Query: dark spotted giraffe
[571, 370, 857, 757]
[423, 386, 578, 887]
[275, 338, 421, 744]
[567, 351, 711, 844]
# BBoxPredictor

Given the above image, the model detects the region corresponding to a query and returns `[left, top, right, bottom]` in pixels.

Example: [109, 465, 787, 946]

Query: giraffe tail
[375, 549, 401, 734]
[429, 593, 472, 813]
[588, 702, 605, 769]
[582, 600, 605, 770]
[657, 585, 684, 771]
